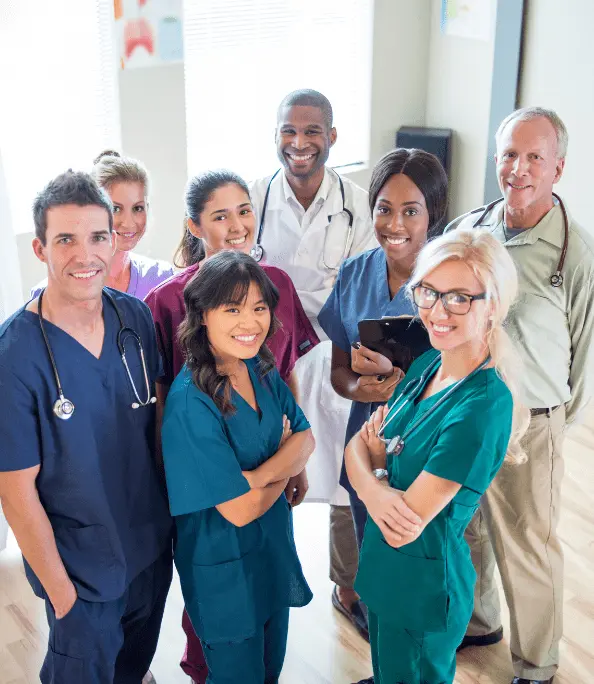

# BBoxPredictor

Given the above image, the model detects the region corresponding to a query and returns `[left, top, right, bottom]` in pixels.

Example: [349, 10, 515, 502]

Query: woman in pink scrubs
[144, 169, 319, 684]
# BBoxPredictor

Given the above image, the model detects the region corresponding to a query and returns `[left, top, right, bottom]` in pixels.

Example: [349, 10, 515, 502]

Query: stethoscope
[38, 289, 156, 421]
[250, 167, 355, 270]
[471, 192, 569, 288]
[377, 354, 491, 456]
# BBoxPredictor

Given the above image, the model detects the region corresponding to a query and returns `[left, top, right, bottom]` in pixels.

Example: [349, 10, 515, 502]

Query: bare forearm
[344, 433, 383, 504]
[2, 496, 71, 601]
[253, 430, 314, 486]
[331, 366, 369, 402]
[216, 478, 289, 527]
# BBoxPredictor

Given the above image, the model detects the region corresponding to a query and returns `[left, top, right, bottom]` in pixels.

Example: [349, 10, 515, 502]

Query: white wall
[424, 0, 495, 220]
[119, 63, 188, 266]
[519, 0, 594, 234]
[347, 0, 431, 189]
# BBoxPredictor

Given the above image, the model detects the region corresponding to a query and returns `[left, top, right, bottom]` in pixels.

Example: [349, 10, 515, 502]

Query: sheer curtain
[0, 1, 120, 552]
[0, 0, 121, 235]
[0, 150, 22, 551]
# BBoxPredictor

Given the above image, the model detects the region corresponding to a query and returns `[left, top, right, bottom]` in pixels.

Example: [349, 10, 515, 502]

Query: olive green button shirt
[447, 199, 594, 423]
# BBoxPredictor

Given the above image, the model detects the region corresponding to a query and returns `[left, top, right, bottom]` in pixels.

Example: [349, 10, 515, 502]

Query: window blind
[183, 0, 373, 180]
[0, 0, 121, 235]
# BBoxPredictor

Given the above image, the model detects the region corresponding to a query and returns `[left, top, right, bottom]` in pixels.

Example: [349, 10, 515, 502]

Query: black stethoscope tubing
[38, 289, 156, 420]
[250, 167, 354, 265]
[378, 354, 492, 456]
[471, 192, 569, 288]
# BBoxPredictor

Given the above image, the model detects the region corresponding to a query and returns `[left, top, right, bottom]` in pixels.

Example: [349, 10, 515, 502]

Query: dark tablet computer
[357, 315, 432, 371]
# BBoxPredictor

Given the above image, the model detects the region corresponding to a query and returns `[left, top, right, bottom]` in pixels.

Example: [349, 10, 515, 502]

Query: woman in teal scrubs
[162, 250, 314, 684]
[346, 228, 528, 684]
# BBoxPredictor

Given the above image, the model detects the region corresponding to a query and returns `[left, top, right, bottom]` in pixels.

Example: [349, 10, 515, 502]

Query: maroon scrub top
[144, 262, 319, 386]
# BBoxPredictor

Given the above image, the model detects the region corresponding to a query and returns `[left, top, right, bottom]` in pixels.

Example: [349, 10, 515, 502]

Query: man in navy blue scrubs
[0, 171, 173, 683]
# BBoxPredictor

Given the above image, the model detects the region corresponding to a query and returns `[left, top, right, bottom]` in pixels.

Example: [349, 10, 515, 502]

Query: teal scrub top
[162, 357, 313, 644]
[355, 349, 513, 633]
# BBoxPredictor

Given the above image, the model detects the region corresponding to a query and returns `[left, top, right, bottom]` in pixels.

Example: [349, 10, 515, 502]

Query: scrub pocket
[190, 548, 263, 644]
[53, 524, 119, 601]
[355, 521, 449, 633]
[41, 650, 84, 682]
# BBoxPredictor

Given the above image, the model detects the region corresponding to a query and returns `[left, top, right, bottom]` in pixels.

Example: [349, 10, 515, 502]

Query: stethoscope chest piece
[54, 396, 75, 420]
[550, 272, 563, 288]
[250, 243, 264, 263]
[386, 435, 404, 456]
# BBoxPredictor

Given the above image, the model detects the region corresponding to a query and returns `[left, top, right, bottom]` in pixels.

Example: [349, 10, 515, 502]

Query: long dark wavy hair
[178, 251, 280, 414]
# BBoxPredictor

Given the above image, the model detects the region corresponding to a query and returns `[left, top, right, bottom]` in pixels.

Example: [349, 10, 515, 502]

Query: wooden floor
[1, 427, 592, 684]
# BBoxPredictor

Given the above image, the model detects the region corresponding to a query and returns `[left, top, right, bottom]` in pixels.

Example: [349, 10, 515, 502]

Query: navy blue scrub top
[318, 247, 415, 488]
[162, 358, 313, 644]
[0, 289, 173, 602]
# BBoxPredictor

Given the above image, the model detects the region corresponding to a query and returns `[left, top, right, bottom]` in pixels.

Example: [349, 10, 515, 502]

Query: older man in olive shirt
[447, 107, 594, 684]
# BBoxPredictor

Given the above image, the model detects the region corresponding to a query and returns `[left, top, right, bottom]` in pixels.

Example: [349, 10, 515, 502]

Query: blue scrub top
[162, 358, 313, 644]
[318, 247, 415, 471]
[0, 289, 173, 602]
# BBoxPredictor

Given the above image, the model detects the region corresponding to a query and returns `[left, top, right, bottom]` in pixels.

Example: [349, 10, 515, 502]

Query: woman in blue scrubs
[345, 228, 527, 684]
[161, 250, 314, 684]
[318, 148, 449, 547]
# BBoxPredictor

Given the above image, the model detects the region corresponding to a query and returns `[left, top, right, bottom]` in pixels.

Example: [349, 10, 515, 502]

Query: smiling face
[108, 181, 147, 252]
[188, 183, 255, 259]
[495, 116, 564, 228]
[373, 173, 429, 273]
[33, 204, 115, 302]
[276, 105, 336, 180]
[417, 259, 489, 354]
[202, 281, 271, 365]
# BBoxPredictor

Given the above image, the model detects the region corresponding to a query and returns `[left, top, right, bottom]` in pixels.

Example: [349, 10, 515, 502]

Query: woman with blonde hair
[31, 150, 174, 301]
[346, 227, 527, 684]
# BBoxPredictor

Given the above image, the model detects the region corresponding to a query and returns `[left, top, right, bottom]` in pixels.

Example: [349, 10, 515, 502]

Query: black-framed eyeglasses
[412, 284, 487, 315]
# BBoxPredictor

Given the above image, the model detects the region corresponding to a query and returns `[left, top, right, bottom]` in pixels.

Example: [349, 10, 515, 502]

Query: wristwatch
[372, 468, 388, 481]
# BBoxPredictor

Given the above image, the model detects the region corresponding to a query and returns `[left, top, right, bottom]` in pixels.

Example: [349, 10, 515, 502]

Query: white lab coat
[250, 168, 376, 504]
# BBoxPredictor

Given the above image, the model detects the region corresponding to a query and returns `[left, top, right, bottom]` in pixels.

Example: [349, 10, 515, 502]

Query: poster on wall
[114, 0, 184, 69]
[441, 0, 494, 42]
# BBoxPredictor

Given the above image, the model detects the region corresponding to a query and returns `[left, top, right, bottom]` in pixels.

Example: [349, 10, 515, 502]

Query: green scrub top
[355, 349, 513, 633]
[162, 358, 313, 644]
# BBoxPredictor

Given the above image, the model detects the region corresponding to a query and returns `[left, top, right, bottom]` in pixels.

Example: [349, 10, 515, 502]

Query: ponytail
[173, 218, 206, 268]
[487, 324, 529, 464]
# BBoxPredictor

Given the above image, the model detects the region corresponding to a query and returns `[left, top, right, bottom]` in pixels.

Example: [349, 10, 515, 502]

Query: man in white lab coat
[250, 89, 377, 639]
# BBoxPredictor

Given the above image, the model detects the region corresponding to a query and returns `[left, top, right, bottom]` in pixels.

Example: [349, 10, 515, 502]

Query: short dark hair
[174, 169, 250, 268]
[277, 89, 334, 130]
[33, 170, 113, 245]
[369, 149, 448, 237]
[178, 251, 280, 414]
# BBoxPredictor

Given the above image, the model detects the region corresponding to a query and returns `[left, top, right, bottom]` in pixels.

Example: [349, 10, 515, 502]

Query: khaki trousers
[465, 406, 566, 681]
[329, 504, 359, 589]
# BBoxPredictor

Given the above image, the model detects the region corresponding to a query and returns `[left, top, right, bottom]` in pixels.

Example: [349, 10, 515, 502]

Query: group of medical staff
[0, 89, 592, 684]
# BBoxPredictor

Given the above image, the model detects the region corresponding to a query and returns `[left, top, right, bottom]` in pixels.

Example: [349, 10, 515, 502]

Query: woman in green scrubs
[162, 250, 314, 684]
[346, 228, 528, 684]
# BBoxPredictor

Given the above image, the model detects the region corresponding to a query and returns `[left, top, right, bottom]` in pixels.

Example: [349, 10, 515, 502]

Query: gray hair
[495, 107, 568, 159]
